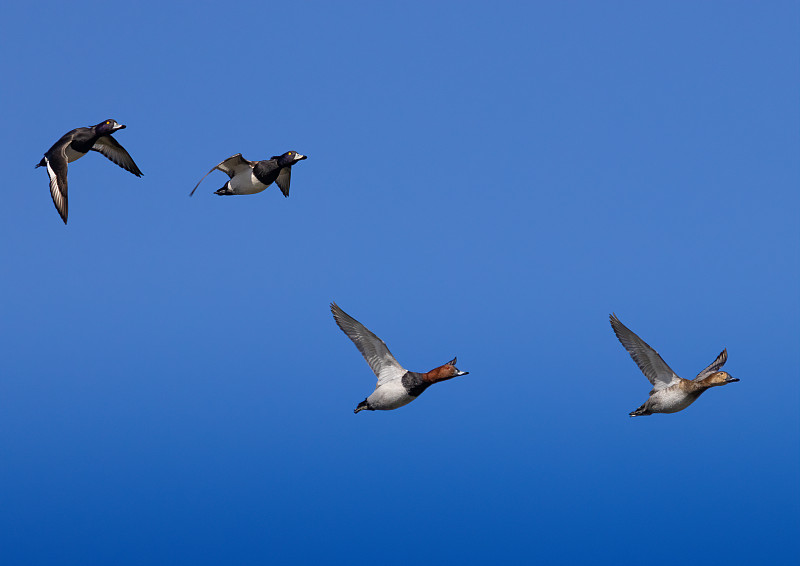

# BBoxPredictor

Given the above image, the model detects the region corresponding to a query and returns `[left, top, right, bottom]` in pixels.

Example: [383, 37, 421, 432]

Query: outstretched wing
[331, 302, 406, 387]
[694, 349, 727, 381]
[44, 152, 69, 224]
[91, 135, 143, 177]
[610, 314, 681, 391]
[189, 154, 254, 196]
[274, 167, 291, 197]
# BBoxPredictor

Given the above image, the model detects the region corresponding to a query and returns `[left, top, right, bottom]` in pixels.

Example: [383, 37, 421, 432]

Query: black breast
[67, 127, 102, 154]
[252, 160, 280, 186]
[401, 371, 431, 398]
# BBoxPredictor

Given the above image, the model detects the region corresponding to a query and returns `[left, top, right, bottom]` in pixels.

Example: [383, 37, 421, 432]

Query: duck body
[355, 371, 435, 412]
[40, 127, 98, 165]
[610, 314, 739, 417]
[630, 382, 706, 416]
[225, 168, 268, 196]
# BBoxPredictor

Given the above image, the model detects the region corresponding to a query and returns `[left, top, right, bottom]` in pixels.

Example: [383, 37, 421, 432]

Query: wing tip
[609, 313, 625, 336]
[330, 302, 356, 334]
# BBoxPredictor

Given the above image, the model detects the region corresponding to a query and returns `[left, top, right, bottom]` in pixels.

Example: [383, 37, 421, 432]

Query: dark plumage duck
[189, 151, 307, 197]
[36, 119, 143, 224]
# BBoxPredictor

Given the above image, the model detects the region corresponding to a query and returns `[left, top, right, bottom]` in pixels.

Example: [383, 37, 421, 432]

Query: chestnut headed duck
[331, 302, 468, 413]
[610, 314, 739, 417]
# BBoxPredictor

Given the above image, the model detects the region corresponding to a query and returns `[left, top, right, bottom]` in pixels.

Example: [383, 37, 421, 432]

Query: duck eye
[106, 121, 110, 124]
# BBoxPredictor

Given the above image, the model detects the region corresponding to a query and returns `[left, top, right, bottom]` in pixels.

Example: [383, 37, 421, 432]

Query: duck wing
[274, 167, 291, 197]
[331, 302, 407, 387]
[91, 135, 143, 177]
[693, 349, 727, 381]
[44, 150, 69, 224]
[610, 314, 681, 391]
[190, 154, 254, 196]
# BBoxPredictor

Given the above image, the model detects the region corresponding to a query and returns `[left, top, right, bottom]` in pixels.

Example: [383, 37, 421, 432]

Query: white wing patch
[45, 157, 68, 224]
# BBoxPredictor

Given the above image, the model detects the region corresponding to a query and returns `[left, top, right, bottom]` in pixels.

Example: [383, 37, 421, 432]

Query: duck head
[705, 371, 740, 387]
[273, 151, 307, 167]
[424, 357, 469, 383]
[95, 119, 126, 134]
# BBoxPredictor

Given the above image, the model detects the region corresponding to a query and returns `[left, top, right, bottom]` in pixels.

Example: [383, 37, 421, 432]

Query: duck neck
[401, 371, 432, 397]
[694, 377, 719, 390]
[682, 378, 713, 394]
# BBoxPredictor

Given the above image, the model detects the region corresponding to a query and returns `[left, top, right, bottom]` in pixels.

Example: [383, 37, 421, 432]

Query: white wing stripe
[45, 157, 66, 221]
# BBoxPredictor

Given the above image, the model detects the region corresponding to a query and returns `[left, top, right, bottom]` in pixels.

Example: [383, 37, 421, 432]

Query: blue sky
[1, 1, 798, 564]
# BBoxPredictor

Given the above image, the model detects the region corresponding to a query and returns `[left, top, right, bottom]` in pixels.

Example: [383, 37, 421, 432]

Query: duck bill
[295, 154, 307, 161]
[726, 377, 740, 383]
[437, 372, 467, 383]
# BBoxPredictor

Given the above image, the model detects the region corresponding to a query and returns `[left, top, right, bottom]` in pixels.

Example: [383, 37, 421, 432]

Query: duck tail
[629, 403, 650, 417]
[214, 186, 234, 196]
[35, 157, 45, 168]
[354, 399, 370, 414]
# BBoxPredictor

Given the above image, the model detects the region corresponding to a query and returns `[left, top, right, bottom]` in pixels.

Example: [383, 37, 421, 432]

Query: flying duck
[610, 314, 739, 416]
[331, 302, 468, 413]
[36, 119, 143, 224]
[189, 151, 307, 197]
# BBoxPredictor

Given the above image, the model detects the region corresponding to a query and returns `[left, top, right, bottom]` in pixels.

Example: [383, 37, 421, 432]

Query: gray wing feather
[331, 302, 406, 387]
[694, 349, 727, 381]
[274, 167, 291, 197]
[190, 154, 254, 196]
[610, 314, 681, 390]
[91, 135, 143, 177]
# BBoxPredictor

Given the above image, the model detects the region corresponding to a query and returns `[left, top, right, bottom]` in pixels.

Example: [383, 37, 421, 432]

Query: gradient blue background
[2, 1, 798, 564]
